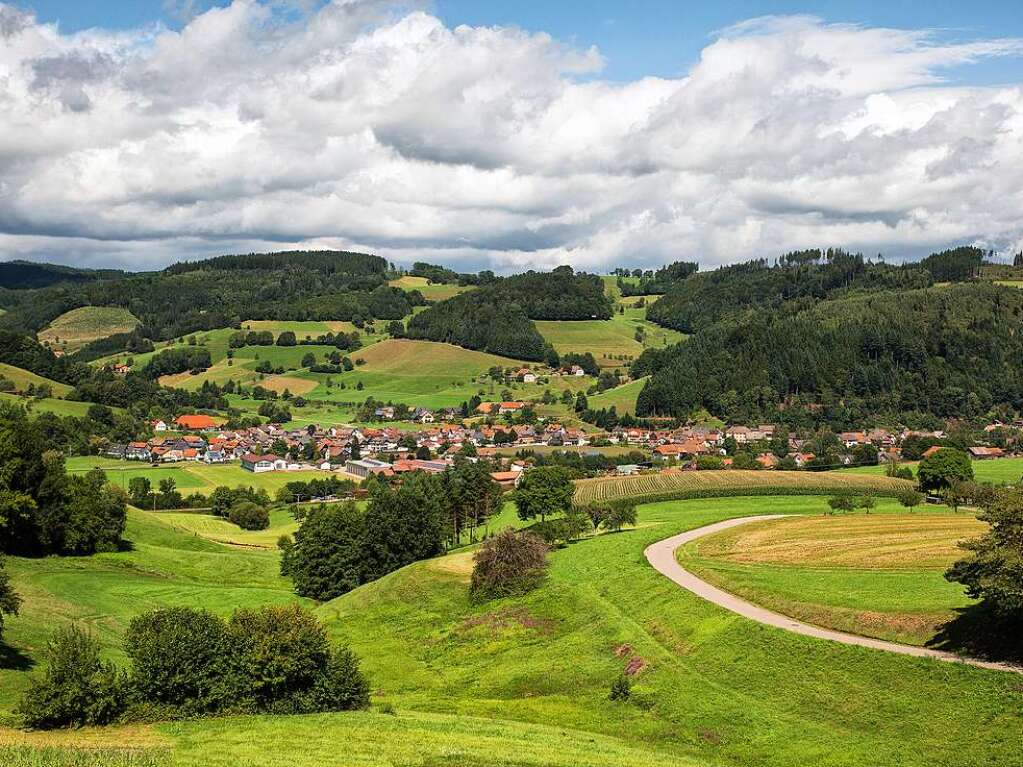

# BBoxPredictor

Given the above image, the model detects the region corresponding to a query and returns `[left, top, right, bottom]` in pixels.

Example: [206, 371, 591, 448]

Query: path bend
[645, 514, 1021, 674]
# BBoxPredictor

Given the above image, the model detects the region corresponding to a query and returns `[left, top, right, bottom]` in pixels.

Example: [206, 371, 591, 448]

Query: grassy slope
[0, 363, 73, 397]
[536, 307, 683, 369]
[2, 497, 1020, 765]
[389, 275, 476, 301]
[681, 507, 985, 645]
[0, 392, 98, 419]
[320, 495, 1022, 767]
[37, 306, 140, 353]
[0, 509, 305, 715]
[589, 376, 649, 416]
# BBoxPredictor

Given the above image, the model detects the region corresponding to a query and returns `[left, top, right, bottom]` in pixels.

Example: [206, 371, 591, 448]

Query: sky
[1, 0, 1022, 272]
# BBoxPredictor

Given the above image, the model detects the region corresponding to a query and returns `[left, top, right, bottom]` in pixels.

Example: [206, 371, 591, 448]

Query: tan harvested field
[37, 306, 139, 353]
[694, 514, 987, 569]
[259, 375, 318, 395]
[573, 470, 911, 505]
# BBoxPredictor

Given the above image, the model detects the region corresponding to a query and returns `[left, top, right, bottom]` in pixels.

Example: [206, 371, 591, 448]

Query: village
[100, 406, 1018, 491]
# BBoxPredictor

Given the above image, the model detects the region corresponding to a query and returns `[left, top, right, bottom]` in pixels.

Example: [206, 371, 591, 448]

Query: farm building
[346, 458, 394, 479]
[175, 414, 217, 431]
[241, 453, 283, 473]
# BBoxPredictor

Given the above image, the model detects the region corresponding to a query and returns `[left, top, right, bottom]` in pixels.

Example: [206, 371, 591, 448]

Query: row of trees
[18, 604, 368, 728]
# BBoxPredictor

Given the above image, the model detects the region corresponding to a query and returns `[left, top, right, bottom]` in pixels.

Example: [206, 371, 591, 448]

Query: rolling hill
[37, 306, 140, 354]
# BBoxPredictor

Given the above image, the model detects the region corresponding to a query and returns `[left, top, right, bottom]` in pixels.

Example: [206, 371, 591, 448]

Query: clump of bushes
[18, 605, 369, 729]
[469, 530, 549, 602]
[608, 674, 632, 702]
[228, 501, 270, 531]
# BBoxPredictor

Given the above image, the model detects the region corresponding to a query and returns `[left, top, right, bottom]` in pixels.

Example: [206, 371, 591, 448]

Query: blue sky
[18, 0, 1023, 84]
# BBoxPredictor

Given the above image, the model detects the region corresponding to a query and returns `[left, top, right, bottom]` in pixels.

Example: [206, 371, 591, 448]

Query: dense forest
[0, 251, 420, 343]
[645, 249, 946, 333]
[0, 261, 126, 290]
[406, 266, 612, 360]
[636, 282, 1023, 427]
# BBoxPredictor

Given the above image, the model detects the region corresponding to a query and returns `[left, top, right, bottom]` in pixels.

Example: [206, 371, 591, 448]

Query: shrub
[228, 501, 270, 531]
[228, 604, 330, 711]
[304, 646, 371, 713]
[897, 487, 924, 509]
[125, 608, 244, 715]
[18, 625, 126, 728]
[826, 495, 855, 514]
[609, 674, 632, 702]
[469, 530, 549, 602]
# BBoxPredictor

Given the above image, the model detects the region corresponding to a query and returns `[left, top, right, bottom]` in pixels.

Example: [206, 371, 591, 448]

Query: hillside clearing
[389, 275, 475, 301]
[589, 376, 648, 415]
[37, 306, 139, 353]
[536, 308, 683, 369]
[0, 363, 73, 397]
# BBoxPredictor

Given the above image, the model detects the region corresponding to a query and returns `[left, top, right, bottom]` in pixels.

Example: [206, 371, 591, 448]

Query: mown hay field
[573, 470, 911, 505]
[37, 306, 140, 353]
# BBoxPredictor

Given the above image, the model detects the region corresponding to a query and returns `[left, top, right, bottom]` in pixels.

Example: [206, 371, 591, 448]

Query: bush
[609, 674, 632, 701]
[305, 646, 371, 713]
[18, 625, 126, 728]
[228, 501, 270, 531]
[469, 530, 549, 602]
[229, 604, 329, 711]
[125, 608, 244, 715]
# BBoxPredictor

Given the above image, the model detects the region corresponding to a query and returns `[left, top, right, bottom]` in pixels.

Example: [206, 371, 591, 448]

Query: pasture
[37, 306, 140, 353]
[0, 363, 73, 397]
[681, 509, 986, 646]
[536, 307, 683, 369]
[0, 392, 98, 419]
[842, 455, 1023, 484]
[389, 275, 475, 301]
[573, 469, 910, 505]
[588, 376, 648, 416]
[1, 495, 1019, 766]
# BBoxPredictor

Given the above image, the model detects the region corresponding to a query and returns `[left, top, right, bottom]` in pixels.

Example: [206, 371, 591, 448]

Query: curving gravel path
[644, 514, 1021, 674]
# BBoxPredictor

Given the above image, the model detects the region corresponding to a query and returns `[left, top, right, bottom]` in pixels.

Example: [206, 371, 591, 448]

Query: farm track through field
[646, 515, 1022, 674]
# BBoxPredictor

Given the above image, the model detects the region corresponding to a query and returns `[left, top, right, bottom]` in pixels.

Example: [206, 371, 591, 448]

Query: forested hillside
[0, 260, 126, 290]
[0, 251, 418, 343]
[636, 282, 1023, 426]
[406, 266, 612, 360]
[645, 249, 942, 333]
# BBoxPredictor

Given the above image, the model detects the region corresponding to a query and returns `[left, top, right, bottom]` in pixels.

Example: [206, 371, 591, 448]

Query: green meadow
[2, 494, 1020, 766]
[37, 306, 140, 354]
[536, 307, 684, 369]
[589, 376, 649, 415]
[0, 363, 73, 397]
[841, 455, 1023, 484]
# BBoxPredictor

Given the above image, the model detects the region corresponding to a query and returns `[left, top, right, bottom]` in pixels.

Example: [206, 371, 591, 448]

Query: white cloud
[0, 2, 1021, 271]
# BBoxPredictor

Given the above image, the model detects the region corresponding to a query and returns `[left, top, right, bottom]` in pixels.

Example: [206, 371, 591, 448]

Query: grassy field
[842, 456, 1023, 484]
[154, 508, 301, 549]
[389, 275, 476, 301]
[64, 457, 337, 494]
[681, 509, 986, 645]
[0, 363, 73, 397]
[1, 496, 1020, 765]
[573, 469, 910, 505]
[37, 306, 140, 354]
[0, 392, 100, 419]
[588, 376, 648, 416]
[536, 307, 683, 370]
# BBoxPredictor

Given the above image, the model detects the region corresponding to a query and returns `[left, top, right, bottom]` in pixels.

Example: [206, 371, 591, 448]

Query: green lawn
[841, 456, 1023, 484]
[64, 457, 337, 494]
[2, 496, 1020, 766]
[37, 306, 140, 354]
[680, 506, 985, 645]
[0, 393, 101, 419]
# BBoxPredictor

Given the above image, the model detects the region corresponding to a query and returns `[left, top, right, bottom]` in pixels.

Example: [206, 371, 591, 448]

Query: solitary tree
[514, 466, 575, 522]
[917, 448, 973, 493]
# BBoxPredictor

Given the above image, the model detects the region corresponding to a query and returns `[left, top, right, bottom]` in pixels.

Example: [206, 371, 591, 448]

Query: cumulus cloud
[0, 2, 1021, 271]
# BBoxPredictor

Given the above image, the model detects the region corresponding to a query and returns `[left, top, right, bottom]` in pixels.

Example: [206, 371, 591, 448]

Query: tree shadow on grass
[0, 641, 35, 671]
[927, 605, 1023, 665]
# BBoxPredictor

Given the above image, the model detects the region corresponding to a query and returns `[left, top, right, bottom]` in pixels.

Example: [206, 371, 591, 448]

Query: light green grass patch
[38, 306, 140, 354]
[537, 308, 683, 369]
[0, 363, 73, 397]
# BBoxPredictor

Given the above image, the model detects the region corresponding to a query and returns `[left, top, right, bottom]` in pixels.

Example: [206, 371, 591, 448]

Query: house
[111, 363, 131, 376]
[515, 368, 537, 384]
[151, 420, 168, 432]
[125, 442, 152, 461]
[968, 446, 1005, 460]
[105, 443, 127, 459]
[175, 414, 217, 431]
[412, 407, 435, 424]
[616, 464, 641, 475]
[391, 459, 451, 474]
[756, 453, 780, 469]
[345, 458, 394, 479]
[374, 406, 396, 420]
[498, 402, 526, 415]
[921, 445, 945, 459]
[569, 365, 585, 377]
[490, 470, 522, 490]
[204, 448, 226, 464]
[241, 453, 279, 473]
